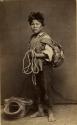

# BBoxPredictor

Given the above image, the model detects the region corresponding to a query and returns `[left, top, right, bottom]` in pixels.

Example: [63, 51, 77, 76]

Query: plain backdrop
[0, 0, 76, 104]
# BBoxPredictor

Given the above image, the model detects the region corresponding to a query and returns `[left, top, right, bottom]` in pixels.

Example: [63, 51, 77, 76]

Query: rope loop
[23, 49, 40, 85]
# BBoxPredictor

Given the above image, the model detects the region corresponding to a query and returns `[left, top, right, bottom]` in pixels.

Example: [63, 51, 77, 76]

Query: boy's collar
[32, 31, 45, 37]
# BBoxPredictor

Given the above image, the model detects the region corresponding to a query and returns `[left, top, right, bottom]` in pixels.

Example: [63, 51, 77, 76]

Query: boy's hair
[28, 12, 45, 26]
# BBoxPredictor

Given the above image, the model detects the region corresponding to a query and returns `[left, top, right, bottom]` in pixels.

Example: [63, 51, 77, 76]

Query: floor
[1, 105, 77, 125]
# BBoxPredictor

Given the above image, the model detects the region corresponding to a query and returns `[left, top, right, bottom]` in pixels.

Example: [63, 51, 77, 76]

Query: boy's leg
[43, 63, 55, 121]
[36, 71, 55, 121]
[30, 72, 45, 117]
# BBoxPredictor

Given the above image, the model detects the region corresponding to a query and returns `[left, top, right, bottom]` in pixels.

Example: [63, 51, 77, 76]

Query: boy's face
[30, 19, 43, 34]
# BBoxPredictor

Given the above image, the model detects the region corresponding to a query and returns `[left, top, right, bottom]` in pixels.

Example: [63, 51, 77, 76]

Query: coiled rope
[22, 49, 39, 85]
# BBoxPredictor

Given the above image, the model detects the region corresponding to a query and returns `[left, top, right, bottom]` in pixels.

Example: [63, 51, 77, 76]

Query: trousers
[34, 62, 53, 108]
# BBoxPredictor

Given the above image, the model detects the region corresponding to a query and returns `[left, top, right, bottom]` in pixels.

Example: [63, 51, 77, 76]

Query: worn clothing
[29, 32, 54, 71]
[29, 31, 54, 107]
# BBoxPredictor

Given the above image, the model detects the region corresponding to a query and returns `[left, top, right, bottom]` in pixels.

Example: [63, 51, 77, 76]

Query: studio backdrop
[0, 0, 77, 104]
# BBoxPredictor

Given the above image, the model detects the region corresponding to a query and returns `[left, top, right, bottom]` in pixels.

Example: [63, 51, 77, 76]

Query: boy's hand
[35, 52, 46, 58]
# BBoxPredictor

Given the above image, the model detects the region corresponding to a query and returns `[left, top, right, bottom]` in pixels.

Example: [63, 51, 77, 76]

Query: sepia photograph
[0, 0, 77, 125]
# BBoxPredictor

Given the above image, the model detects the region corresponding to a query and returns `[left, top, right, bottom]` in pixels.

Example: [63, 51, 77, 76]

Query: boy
[23, 11, 64, 121]
[26, 11, 55, 122]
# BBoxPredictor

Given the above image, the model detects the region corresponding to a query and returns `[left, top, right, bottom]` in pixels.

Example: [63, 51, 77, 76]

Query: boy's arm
[35, 34, 54, 60]
[35, 44, 54, 61]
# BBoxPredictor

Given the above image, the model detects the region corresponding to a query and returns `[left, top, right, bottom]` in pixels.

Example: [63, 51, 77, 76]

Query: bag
[51, 41, 64, 68]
